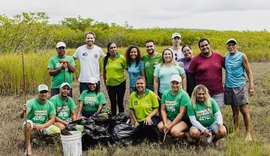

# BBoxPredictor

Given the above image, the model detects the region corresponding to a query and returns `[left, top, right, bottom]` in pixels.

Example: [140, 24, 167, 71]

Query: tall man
[170, 32, 184, 61]
[20, 84, 59, 155]
[142, 40, 162, 91]
[73, 31, 105, 93]
[224, 38, 254, 141]
[189, 38, 225, 108]
[50, 82, 77, 130]
[48, 41, 76, 97]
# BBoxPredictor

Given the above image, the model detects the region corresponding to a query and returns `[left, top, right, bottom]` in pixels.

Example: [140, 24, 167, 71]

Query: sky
[1, 0, 270, 31]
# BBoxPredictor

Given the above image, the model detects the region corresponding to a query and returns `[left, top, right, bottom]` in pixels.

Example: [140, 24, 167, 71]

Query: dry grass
[1, 62, 270, 156]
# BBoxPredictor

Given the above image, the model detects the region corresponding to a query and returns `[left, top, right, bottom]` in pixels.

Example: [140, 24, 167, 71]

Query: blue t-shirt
[128, 61, 144, 88]
[154, 64, 185, 94]
[225, 51, 245, 88]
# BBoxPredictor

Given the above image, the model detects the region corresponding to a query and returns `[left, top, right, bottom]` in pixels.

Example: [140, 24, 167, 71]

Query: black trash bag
[112, 123, 137, 146]
[111, 114, 131, 125]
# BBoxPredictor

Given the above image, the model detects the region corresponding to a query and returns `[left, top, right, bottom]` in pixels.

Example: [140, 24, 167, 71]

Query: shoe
[245, 133, 252, 142]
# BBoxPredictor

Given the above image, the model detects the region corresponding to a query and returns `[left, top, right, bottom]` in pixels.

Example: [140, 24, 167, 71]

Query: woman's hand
[203, 129, 210, 137]
[164, 123, 172, 133]
[144, 116, 153, 125]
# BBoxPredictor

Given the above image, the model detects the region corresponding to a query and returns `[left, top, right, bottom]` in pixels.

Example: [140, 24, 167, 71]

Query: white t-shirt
[73, 45, 105, 82]
[170, 48, 184, 61]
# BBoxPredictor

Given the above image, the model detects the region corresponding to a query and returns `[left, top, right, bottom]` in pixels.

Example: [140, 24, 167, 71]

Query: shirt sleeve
[177, 65, 185, 75]
[188, 58, 196, 73]
[153, 64, 160, 77]
[189, 116, 207, 132]
[151, 92, 159, 108]
[140, 61, 144, 69]
[78, 91, 85, 101]
[99, 48, 105, 58]
[48, 101, 56, 117]
[98, 92, 107, 105]
[69, 97, 77, 110]
[69, 56, 76, 66]
[47, 58, 54, 69]
[73, 48, 79, 59]
[161, 91, 166, 105]
[129, 93, 134, 109]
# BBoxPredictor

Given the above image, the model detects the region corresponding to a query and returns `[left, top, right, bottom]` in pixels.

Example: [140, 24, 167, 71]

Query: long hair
[161, 48, 175, 67]
[190, 85, 211, 109]
[133, 76, 146, 93]
[103, 41, 116, 70]
[125, 45, 142, 67]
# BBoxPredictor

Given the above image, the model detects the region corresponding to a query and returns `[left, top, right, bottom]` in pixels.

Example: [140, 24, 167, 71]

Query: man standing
[142, 40, 162, 91]
[224, 38, 254, 141]
[20, 84, 59, 155]
[189, 38, 225, 108]
[48, 41, 76, 97]
[73, 31, 105, 93]
[50, 82, 77, 130]
[170, 32, 184, 61]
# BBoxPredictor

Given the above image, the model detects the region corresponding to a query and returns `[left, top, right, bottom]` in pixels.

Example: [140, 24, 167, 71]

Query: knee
[170, 128, 184, 138]
[55, 122, 66, 130]
[189, 128, 200, 139]
[157, 122, 164, 133]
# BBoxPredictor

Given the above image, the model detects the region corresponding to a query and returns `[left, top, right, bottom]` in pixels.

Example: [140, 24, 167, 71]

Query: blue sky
[1, 0, 269, 31]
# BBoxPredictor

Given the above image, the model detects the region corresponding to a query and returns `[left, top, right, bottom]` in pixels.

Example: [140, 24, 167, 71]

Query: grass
[0, 62, 270, 155]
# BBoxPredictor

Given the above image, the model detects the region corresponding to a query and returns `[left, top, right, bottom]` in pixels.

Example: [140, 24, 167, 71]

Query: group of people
[20, 31, 254, 155]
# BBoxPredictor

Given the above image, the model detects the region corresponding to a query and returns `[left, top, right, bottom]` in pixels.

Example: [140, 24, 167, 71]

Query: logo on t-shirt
[145, 62, 150, 67]
[83, 52, 88, 56]
[94, 54, 98, 58]
[134, 101, 138, 105]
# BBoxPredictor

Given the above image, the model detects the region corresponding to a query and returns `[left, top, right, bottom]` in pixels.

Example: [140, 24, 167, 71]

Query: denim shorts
[190, 122, 219, 133]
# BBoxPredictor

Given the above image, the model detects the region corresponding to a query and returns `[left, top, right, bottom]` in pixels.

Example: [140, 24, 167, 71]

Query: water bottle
[207, 131, 213, 143]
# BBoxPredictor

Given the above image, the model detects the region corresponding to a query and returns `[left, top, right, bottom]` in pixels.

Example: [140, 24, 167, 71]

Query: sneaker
[245, 133, 252, 142]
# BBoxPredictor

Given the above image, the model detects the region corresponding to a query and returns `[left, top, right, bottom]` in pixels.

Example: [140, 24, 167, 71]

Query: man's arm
[243, 54, 254, 96]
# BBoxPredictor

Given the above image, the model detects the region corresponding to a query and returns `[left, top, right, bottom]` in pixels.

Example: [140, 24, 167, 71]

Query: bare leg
[240, 104, 252, 141]
[24, 122, 32, 155]
[170, 121, 188, 139]
[231, 105, 240, 134]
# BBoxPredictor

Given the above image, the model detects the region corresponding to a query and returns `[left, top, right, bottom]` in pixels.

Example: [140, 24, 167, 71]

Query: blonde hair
[190, 85, 211, 109]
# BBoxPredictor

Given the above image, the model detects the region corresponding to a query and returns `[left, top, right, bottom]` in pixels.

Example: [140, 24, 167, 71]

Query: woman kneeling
[187, 85, 227, 146]
[157, 74, 191, 139]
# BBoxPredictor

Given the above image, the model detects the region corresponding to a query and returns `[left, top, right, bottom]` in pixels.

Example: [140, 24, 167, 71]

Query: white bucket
[61, 131, 82, 156]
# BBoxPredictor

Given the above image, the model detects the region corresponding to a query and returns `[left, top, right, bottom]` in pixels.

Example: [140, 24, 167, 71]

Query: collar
[136, 89, 150, 98]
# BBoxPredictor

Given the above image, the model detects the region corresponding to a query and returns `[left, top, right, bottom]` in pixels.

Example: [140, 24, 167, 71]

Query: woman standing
[157, 74, 191, 139]
[125, 45, 145, 93]
[154, 48, 186, 100]
[177, 45, 195, 96]
[187, 85, 227, 146]
[103, 42, 127, 115]
[129, 76, 159, 141]
[77, 77, 107, 118]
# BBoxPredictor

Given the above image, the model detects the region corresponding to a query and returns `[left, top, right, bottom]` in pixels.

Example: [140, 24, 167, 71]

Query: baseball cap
[226, 38, 237, 45]
[56, 42, 66, 48]
[38, 84, 48, 93]
[88, 77, 98, 84]
[172, 33, 181, 39]
[170, 74, 182, 83]
[60, 82, 71, 89]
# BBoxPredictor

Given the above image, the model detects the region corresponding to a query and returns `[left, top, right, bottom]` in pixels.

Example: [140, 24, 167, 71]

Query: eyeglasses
[173, 37, 181, 40]
[39, 91, 48, 94]
[58, 47, 66, 49]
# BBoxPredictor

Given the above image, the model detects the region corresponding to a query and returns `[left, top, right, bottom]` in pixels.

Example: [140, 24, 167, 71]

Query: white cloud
[0, 0, 269, 31]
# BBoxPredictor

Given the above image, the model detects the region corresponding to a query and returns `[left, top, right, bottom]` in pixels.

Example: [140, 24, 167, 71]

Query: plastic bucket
[61, 131, 82, 156]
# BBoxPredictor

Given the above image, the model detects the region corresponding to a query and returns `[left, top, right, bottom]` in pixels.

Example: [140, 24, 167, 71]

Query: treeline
[0, 12, 269, 55]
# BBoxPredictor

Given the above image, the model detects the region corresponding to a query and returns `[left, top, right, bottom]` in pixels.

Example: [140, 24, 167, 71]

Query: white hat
[172, 32, 181, 39]
[170, 74, 182, 83]
[88, 77, 98, 84]
[38, 84, 48, 92]
[60, 82, 71, 89]
[226, 38, 237, 45]
[56, 42, 66, 48]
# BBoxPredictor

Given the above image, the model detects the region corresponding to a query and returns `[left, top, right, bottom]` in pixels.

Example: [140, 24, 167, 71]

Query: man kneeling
[20, 84, 60, 155]
[50, 82, 77, 130]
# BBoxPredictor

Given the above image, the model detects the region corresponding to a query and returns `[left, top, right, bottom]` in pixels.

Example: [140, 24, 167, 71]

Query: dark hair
[198, 38, 210, 47]
[87, 83, 100, 94]
[125, 45, 142, 67]
[133, 76, 146, 93]
[181, 45, 192, 52]
[85, 31, 96, 39]
[145, 39, 155, 45]
[103, 41, 116, 70]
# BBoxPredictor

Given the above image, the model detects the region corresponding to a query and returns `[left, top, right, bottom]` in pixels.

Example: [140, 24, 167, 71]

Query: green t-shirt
[104, 54, 127, 86]
[142, 53, 162, 86]
[161, 89, 190, 121]
[129, 89, 159, 122]
[47, 55, 76, 88]
[27, 98, 56, 124]
[187, 98, 219, 127]
[50, 94, 77, 121]
[78, 90, 107, 112]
